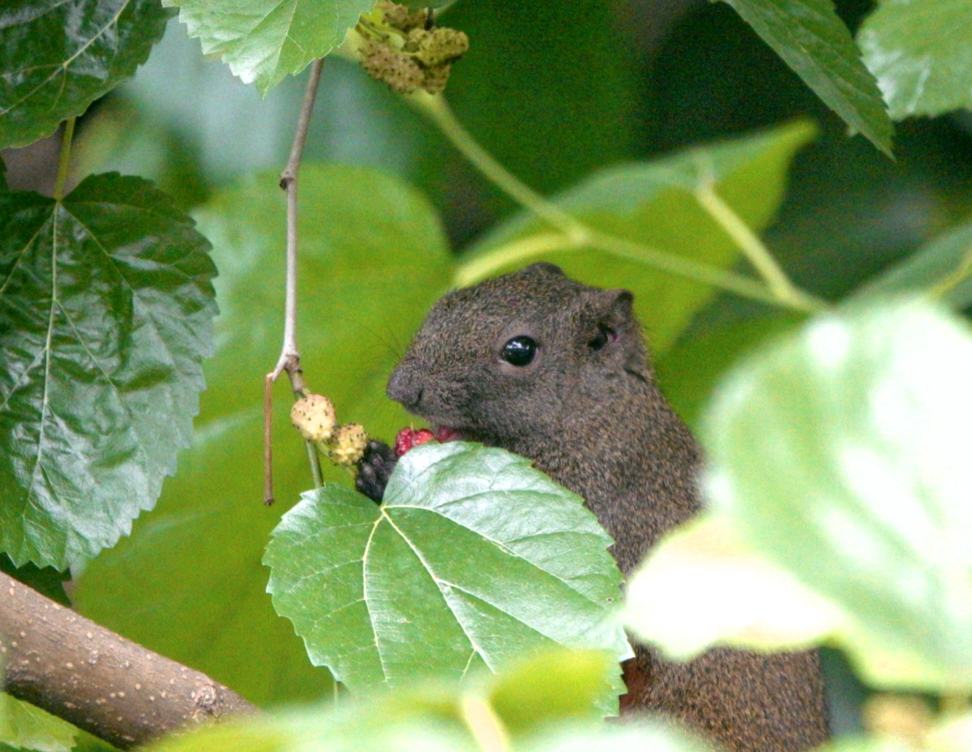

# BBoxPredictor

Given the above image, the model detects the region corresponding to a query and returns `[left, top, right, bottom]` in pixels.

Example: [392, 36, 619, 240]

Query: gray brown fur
[360, 263, 829, 751]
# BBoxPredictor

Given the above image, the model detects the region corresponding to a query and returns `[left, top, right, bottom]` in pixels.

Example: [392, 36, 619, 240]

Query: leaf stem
[458, 229, 821, 312]
[264, 59, 326, 504]
[459, 695, 511, 752]
[416, 93, 824, 313]
[693, 180, 824, 311]
[415, 94, 588, 243]
[454, 232, 578, 287]
[53, 117, 76, 201]
[931, 245, 972, 300]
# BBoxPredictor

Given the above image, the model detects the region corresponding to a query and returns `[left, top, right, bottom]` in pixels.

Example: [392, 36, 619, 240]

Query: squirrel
[356, 263, 829, 752]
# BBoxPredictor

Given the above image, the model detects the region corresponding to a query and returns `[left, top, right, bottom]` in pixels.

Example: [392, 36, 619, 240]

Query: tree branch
[263, 58, 326, 504]
[0, 573, 257, 749]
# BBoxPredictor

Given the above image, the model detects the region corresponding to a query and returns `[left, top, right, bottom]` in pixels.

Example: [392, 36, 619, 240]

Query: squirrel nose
[387, 367, 424, 409]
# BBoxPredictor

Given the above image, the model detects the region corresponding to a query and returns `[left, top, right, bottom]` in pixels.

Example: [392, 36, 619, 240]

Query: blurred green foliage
[2, 0, 972, 750]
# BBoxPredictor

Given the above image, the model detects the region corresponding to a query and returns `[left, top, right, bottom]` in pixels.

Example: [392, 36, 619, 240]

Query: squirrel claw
[356, 440, 397, 503]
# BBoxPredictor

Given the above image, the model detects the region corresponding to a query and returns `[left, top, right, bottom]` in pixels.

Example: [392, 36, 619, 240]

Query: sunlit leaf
[702, 302, 972, 691]
[624, 514, 843, 659]
[718, 0, 893, 155]
[163, 0, 374, 94]
[144, 650, 705, 752]
[0, 174, 216, 569]
[265, 442, 629, 715]
[0, 0, 169, 148]
[859, 0, 972, 120]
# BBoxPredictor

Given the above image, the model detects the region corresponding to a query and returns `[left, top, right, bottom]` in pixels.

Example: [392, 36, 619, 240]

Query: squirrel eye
[589, 324, 617, 352]
[501, 336, 537, 366]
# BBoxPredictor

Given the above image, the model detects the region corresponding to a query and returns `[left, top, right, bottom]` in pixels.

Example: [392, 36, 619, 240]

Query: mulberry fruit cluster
[290, 393, 368, 468]
[394, 427, 436, 456]
[358, 2, 469, 95]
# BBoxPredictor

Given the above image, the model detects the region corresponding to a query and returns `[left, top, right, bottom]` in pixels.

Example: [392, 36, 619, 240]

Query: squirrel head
[387, 263, 652, 444]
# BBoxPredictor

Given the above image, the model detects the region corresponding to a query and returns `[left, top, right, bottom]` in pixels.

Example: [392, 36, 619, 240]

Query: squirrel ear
[596, 289, 634, 322]
[524, 262, 564, 277]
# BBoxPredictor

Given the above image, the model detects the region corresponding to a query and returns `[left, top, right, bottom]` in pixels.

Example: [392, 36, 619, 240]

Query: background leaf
[856, 219, 972, 309]
[702, 302, 972, 691]
[0, 694, 77, 752]
[143, 649, 705, 752]
[0, 0, 170, 149]
[858, 0, 972, 121]
[460, 122, 816, 353]
[265, 443, 629, 714]
[74, 165, 452, 705]
[718, 0, 893, 155]
[163, 0, 374, 94]
[0, 174, 216, 569]
[624, 514, 843, 659]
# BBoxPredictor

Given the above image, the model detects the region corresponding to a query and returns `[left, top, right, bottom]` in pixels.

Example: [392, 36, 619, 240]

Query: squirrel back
[373, 263, 829, 751]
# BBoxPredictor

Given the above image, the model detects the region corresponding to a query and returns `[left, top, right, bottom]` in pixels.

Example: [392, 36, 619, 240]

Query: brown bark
[0, 572, 257, 749]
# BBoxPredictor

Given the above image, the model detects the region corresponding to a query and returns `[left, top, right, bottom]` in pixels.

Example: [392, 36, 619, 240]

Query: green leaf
[0, 174, 217, 570]
[524, 723, 709, 752]
[702, 302, 972, 692]
[265, 442, 630, 714]
[144, 650, 705, 752]
[458, 121, 816, 354]
[163, 0, 374, 94]
[0, 0, 170, 149]
[624, 514, 843, 659]
[488, 650, 619, 735]
[856, 220, 972, 309]
[718, 0, 893, 155]
[74, 165, 452, 705]
[858, 0, 972, 120]
[0, 694, 77, 752]
[927, 713, 972, 752]
[656, 313, 803, 430]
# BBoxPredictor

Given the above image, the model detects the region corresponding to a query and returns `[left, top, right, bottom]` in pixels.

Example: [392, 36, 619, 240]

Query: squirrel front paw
[356, 440, 398, 502]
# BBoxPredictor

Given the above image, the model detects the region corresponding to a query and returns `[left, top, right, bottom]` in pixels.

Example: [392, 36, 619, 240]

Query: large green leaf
[265, 443, 629, 714]
[702, 302, 972, 691]
[0, 694, 76, 752]
[144, 649, 703, 752]
[459, 122, 816, 354]
[718, 0, 893, 155]
[0, 174, 216, 570]
[624, 513, 843, 660]
[163, 0, 374, 94]
[856, 220, 972, 310]
[74, 165, 452, 705]
[858, 0, 972, 120]
[0, 0, 169, 149]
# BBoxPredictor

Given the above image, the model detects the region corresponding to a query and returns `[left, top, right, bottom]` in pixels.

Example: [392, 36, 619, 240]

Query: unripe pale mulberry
[290, 394, 336, 443]
[328, 424, 369, 467]
[380, 1, 428, 32]
[415, 28, 469, 68]
[422, 64, 452, 95]
[360, 40, 424, 94]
